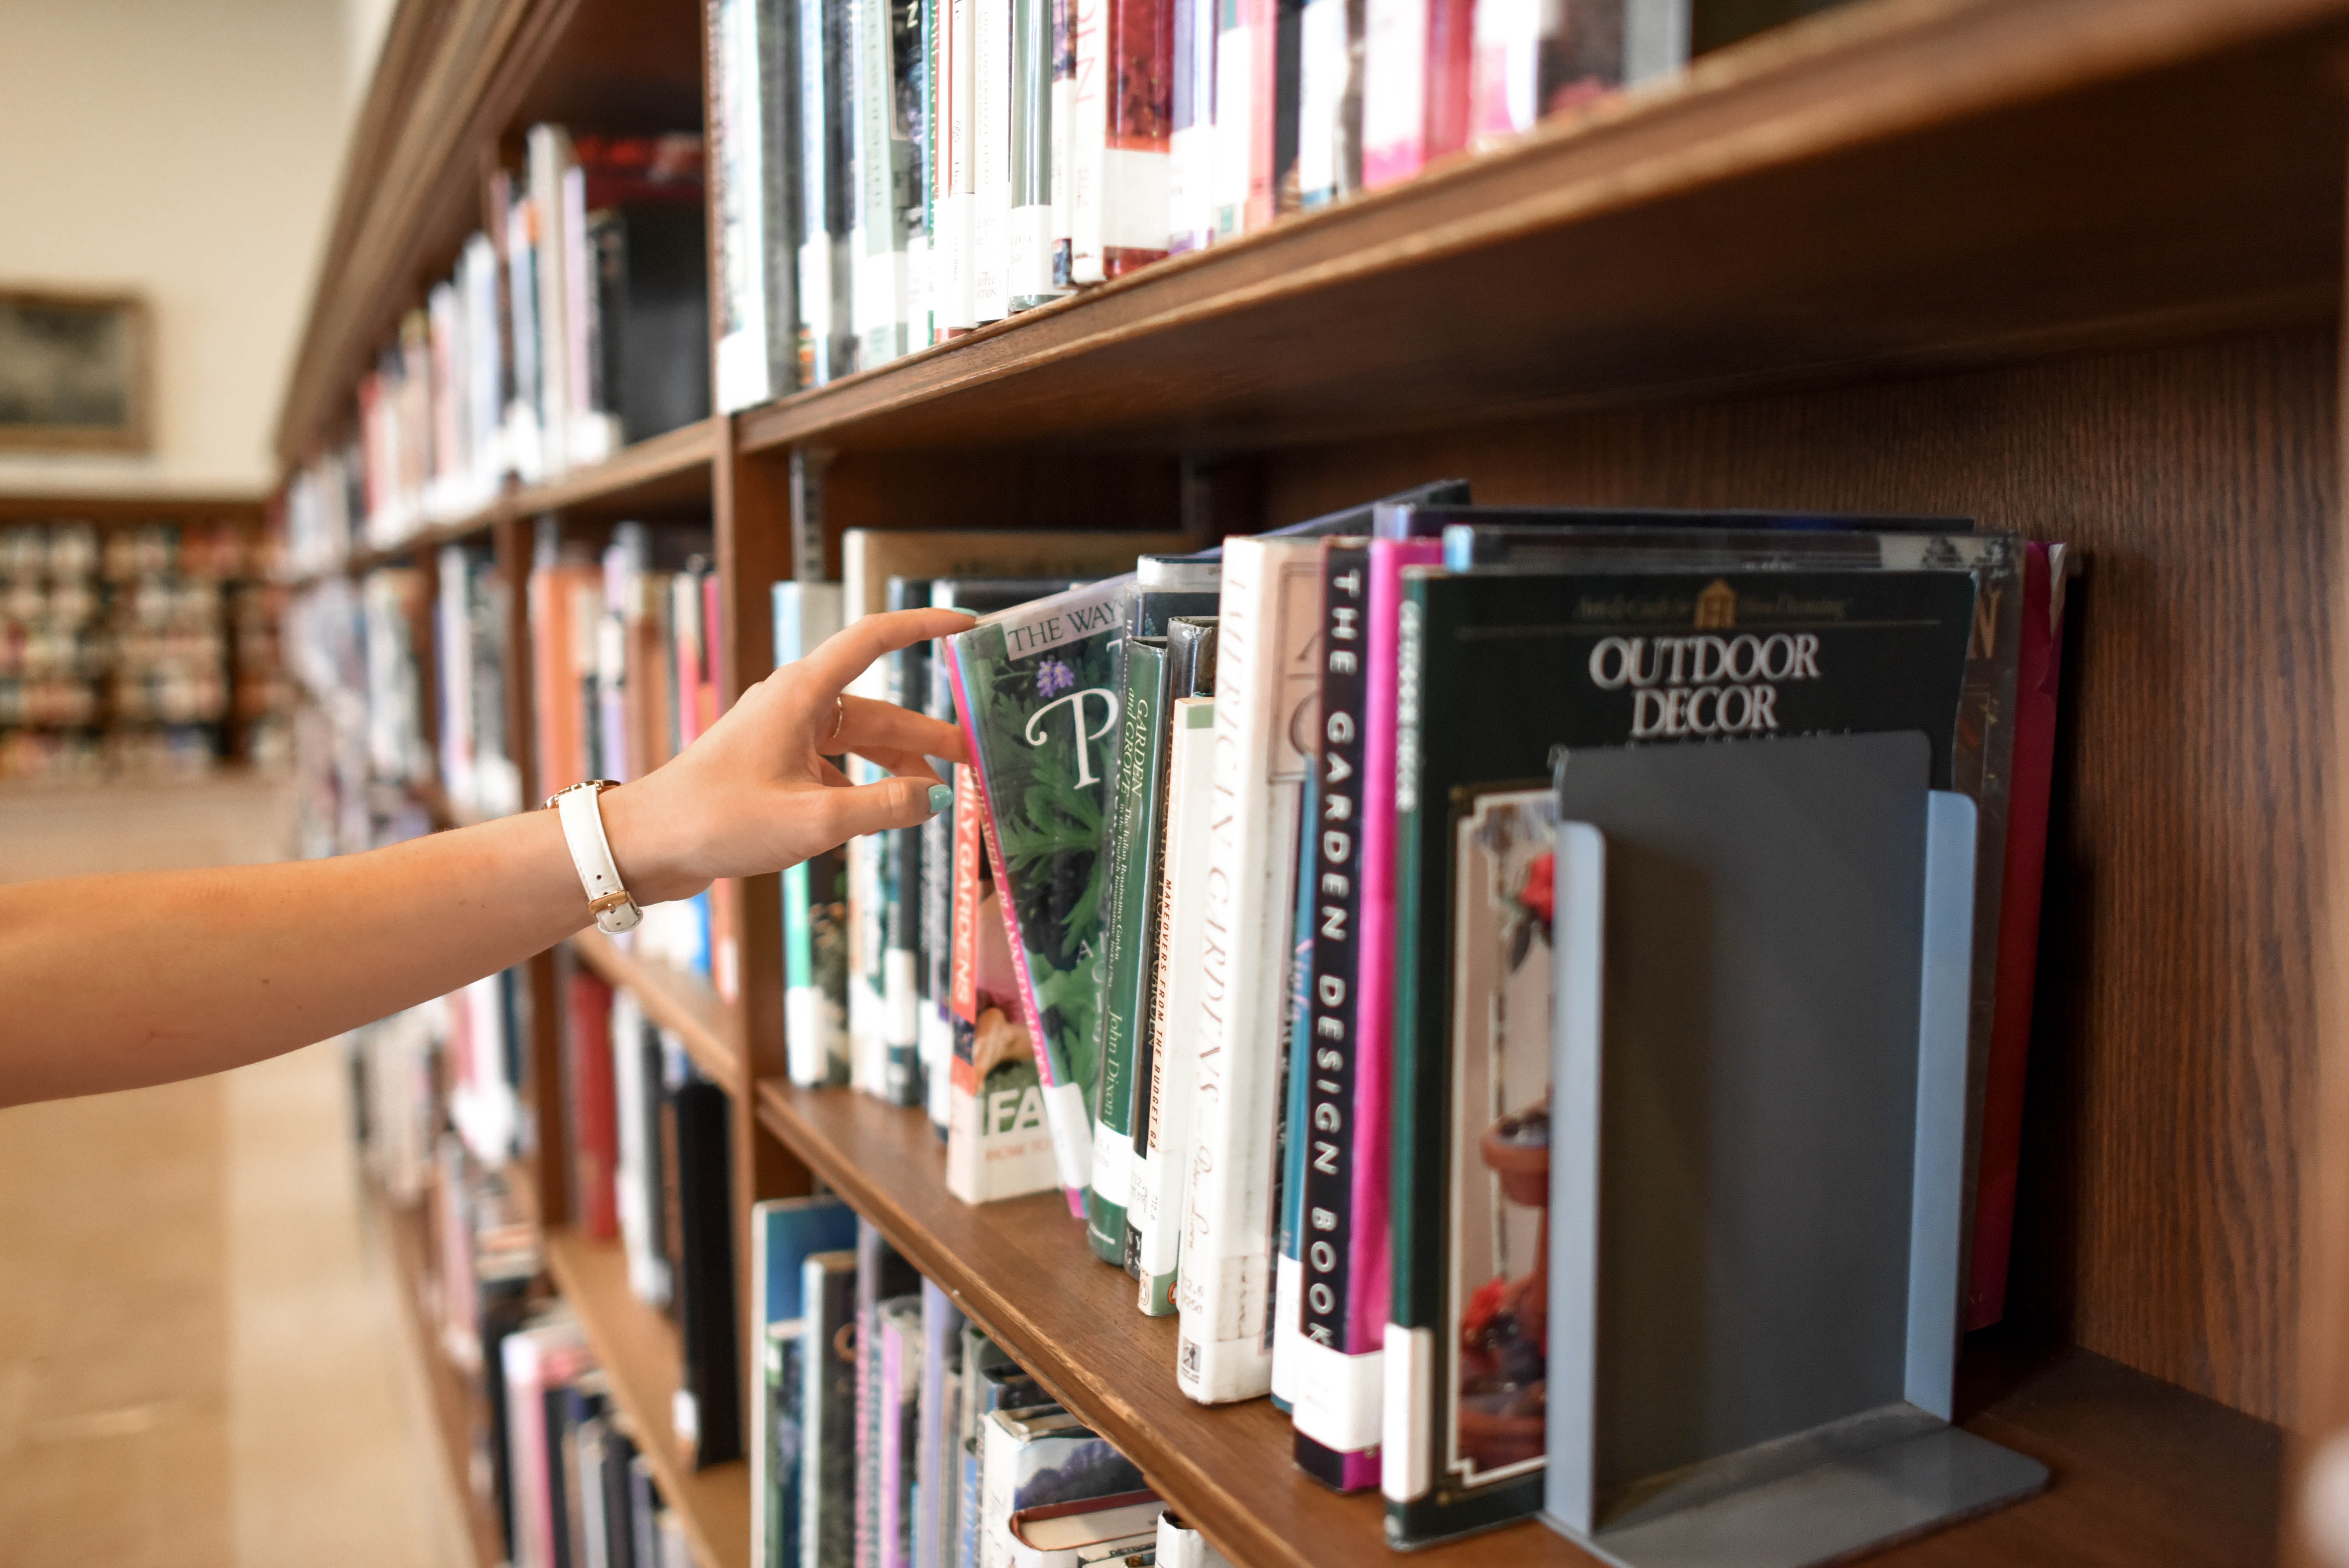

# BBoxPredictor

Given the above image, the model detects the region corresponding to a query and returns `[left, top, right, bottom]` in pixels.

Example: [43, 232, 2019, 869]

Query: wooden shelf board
[568, 925, 743, 1087]
[374, 1186, 505, 1568]
[545, 1226, 751, 1568]
[736, 0, 2348, 459]
[751, 1078, 2281, 1568]
[288, 417, 720, 588]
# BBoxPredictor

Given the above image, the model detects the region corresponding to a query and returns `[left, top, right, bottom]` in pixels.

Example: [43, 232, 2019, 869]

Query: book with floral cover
[948, 577, 1135, 1217]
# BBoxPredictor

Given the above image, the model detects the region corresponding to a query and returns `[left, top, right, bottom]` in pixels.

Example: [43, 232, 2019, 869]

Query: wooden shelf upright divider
[275, 0, 2349, 1561]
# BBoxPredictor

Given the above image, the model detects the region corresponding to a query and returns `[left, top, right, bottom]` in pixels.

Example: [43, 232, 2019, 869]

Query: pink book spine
[1347, 541, 1441, 1366]
[947, 641, 1091, 1219]
[1965, 542, 2067, 1329]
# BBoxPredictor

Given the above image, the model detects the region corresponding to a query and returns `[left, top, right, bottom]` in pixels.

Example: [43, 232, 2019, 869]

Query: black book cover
[883, 576, 935, 1108]
[1385, 566, 1979, 1547]
[675, 1075, 743, 1467]
[808, 1253, 859, 1568]
[478, 1277, 535, 1561]
[601, 1421, 640, 1568]
[1294, 537, 1370, 1488]
[590, 201, 713, 443]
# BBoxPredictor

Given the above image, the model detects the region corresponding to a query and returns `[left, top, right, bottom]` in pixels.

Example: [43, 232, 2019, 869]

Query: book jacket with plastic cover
[1385, 565, 1982, 1547]
[947, 577, 1132, 1213]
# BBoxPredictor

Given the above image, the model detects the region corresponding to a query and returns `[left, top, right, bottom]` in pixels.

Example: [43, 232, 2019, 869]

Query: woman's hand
[601, 605, 975, 903]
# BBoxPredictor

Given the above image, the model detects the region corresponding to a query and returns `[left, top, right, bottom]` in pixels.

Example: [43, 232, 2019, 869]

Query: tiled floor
[0, 776, 469, 1568]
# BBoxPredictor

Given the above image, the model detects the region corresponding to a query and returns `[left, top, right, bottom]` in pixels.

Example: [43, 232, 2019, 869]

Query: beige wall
[0, 0, 394, 499]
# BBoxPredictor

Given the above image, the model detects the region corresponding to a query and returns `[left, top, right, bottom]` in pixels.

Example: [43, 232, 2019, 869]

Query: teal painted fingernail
[927, 784, 953, 815]
[948, 606, 980, 617]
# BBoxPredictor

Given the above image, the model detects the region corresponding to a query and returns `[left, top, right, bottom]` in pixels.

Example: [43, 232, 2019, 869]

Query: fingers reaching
[786, 608, 975, 726]
[806, 773, 946, 843]
[819, 694, 967, 765]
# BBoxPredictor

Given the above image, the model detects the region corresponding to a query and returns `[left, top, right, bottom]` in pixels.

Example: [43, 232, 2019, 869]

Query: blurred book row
[0, 520, 288, 783]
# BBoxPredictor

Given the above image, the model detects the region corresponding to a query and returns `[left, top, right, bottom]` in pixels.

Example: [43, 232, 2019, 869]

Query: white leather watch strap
[552, 781, 642, 933]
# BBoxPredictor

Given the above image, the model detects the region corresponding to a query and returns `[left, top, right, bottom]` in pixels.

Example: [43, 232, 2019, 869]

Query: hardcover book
[777, 581, 852, 1087]
[927, 576, 1096, 1134]
[1381, 564, 1982, 1546]
[1175, 535, 1324, 1403]
[675, 1074, 743, 1468]
[752, 1197, 860, 1568]
[948, 577, 1139, 1215]
[1132, 675, 1217, 1315]
[858, 1224, 924, 1568]
[979, 1408, 1148, 1568]
[945, 761, 1065, 1203]
[805, 1249, 861, 1568]
[879, 1296, 927, 1568]
[1090, 557, 1221, 1265]
[1292, 537, 1381, 1488]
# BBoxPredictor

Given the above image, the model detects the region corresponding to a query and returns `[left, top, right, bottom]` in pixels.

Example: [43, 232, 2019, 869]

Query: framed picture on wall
[0, 288, 152, 453]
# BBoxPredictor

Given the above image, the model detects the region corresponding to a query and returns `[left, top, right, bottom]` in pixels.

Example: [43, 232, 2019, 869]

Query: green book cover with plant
[946, 576, 1132, 1210]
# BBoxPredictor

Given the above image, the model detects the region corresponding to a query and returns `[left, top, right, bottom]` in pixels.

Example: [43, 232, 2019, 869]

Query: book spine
[852, 0, 914, 368]
[713, 0, 772, 412]
[1009, 0, 1058, 306]
[1068, 0, 1109, 283]
[923, 638, 961, 1129]
[1357, 0, 1422, 188]
[1362, 539, 1436, 1497]
[1101, 0, 1174, 273]
[784, 583, 852, 1083]
[939, 0, 978, 330]
[974, 0, 1014, 319]
[1166, 0, 1215, 251]
[1247, 0, 1282, 230]
[1088, 638, 1168, 1262]
[949, 762, 984, 1023]
[764, 0, 804, 393]
[1049, 0, 1077, 287]
[1422, 0, 1474, 166]
[946, 645, 1092, 1214]
[1175, 536, 1314, 1402]
[569, 969, 620, 1240]
[878, 1311, 911, 1568]
[1292, 543, 1375, 1481]
[677, 1078, 744, 1466]
[807, 1256, 859, 1568]
[1269, 770, 1318, 1411]
[1136, 695, 1216, 1313]
[1210, 0, 1251, 238]
[1965, 542, 2066, 1329]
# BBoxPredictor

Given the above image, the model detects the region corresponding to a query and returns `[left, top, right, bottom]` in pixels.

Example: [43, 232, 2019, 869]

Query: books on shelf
[286, 127, 709, 567]
[0, 517, 277, 782]
[757, 492, 2069, 1548]
[531, 519, 731, 988]
[699, 0, 1860, 394]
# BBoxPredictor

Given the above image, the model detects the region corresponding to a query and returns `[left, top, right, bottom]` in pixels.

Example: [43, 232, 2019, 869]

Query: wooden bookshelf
[291, 415, 721, 586]
[752, 1080, 2283, 1568]
[734, 0, 2349, 458]
[545, 1227, 752, 1568]
[274, 0, 2349, 1559]
[374, 1187, 504, 1568]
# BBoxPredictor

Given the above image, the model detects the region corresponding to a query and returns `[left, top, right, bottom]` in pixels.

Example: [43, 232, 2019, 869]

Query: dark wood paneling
[1256, 330, 2334, 1425]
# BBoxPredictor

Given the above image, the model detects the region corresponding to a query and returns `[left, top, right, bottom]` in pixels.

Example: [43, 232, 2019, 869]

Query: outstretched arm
[0, 606, 973, 1108]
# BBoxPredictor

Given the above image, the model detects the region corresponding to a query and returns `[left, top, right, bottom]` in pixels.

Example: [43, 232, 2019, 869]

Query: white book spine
[936, 0, 978, 329]
[714, 0, 774, 412]
[526, 125, 572, 477]
[1210, 8, 1252, 237]
[1359, 0, 1426, 182]
[1294, 0, 1347, 202]
[1068, 0, 1108, 282]
[852, 0, 911, 365]
[973, 0, 1013, 320]
[1174, 540, 1316, 1402]
[1135, 696, 1215, 1314]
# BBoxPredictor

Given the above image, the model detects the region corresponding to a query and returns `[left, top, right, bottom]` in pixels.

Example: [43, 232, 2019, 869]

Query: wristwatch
[545, 779, 643, 933]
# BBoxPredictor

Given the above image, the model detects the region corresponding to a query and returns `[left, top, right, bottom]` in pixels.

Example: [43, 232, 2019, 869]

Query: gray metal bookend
[1544, 731, 2046, 1568]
